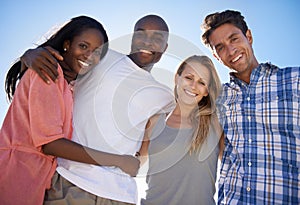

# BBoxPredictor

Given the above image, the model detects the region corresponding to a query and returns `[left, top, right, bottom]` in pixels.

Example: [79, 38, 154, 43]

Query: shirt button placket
[246, 95, 252, 198]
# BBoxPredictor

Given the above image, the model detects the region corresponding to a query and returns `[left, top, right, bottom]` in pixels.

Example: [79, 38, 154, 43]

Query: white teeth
[140, 49, 152, 55]
[185, 90, 197, 97]
[78, 60, 90, 67]
[232, 54, 242, 63]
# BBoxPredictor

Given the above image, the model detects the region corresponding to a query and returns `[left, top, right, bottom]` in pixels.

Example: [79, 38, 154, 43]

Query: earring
[64, 48, 67, 52]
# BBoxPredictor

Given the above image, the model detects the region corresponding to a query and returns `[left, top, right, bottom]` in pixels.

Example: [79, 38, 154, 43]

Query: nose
[84, 50, 92, 58]
[190, 80, 197, 89]
[83, 50, 93, 59]
[86, 50, 102, 65]
[227, 44, 237, 56]
[143, 36, 153, 47]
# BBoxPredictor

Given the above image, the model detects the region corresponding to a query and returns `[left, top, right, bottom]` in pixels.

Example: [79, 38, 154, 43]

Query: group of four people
[0, 9, 299, 205]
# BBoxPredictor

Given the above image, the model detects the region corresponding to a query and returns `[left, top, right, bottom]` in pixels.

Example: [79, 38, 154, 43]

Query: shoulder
[148, 114, 164, 128]
[264, 62, 299, 76]
[93, 49, 126, 70]
[105, 49, 124, 59]
[271, 65, 300, 86]
[279, 65, 300, 75]
[26, 64, 64, 88]
[146, 114, 166, 138]
[139, 75, 173, 96]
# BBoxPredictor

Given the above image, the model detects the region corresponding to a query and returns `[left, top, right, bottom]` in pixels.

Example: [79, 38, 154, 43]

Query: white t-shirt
[57, 49, 175, 203]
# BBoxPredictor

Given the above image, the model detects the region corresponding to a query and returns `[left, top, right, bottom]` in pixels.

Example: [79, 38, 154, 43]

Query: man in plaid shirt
[201, 10, 300, 204]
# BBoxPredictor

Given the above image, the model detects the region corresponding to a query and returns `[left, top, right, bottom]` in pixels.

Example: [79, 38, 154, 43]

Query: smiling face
[63, 28, 104, 76]
[175, 61, 210, 107]
[129, 17, 168, 71]
[209, 23, 258, 83]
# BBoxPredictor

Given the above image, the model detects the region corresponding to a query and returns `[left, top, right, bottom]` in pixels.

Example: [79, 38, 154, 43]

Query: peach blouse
[0, 65, 73, 205]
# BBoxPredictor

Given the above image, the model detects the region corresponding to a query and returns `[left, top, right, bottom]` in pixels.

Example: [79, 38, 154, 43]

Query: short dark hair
[201, 10, 248, 48]
[134, 14, 169, 33]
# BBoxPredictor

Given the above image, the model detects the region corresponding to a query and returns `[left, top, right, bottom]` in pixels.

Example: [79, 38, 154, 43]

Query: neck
[60, 62, 77, 83]
[167, 104, 195, 128]
[127, 54, 153, 72]
[234, 72, 251, 84]
[174, 104, 195, 118]
[234, 59, 259, 84]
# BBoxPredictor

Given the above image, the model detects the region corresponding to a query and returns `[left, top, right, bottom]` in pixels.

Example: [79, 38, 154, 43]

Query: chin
[78, 68, 92, 75]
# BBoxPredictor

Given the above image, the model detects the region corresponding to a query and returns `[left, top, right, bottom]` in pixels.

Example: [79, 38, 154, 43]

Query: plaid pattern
[217, 63, 300, 204]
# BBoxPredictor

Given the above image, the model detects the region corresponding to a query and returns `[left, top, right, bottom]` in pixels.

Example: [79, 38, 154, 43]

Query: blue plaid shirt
[217, 63, 300, 204]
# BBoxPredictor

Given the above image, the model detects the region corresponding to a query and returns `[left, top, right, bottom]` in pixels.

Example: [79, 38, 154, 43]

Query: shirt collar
[227, 62, 279, 88]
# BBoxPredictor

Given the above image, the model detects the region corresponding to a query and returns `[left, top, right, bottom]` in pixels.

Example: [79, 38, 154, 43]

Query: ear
[162, 43, 168, 53]
[204, 88, 209, 97]
[246, 29, 253, 45]
[63, 40, 71, 51]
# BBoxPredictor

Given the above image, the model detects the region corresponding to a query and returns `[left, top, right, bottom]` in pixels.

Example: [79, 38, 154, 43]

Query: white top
[57, 49, 175, 203]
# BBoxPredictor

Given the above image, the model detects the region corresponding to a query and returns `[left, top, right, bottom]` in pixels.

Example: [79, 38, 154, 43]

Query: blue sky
[1, 0, 300, 125]
[1, 0, 300, 202]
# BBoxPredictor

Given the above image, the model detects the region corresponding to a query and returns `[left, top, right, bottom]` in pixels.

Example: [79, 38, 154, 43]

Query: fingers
[21, 47, 61, 83]
[131, 157, 141, 177]
[119, 155, 141, 177]
[35, 67, 53, 85]
[21, 49, 51, 83]
[40, 47, 61, 82]
[44, 46, 63, 61]
[127, 156, 140, 177]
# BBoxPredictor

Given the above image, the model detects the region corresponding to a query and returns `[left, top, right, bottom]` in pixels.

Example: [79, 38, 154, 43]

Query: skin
[41, 28, 140, 177]
[21, 16, 169, 82]
[127, 17, 168, 72]
[20, 16, 169, 174]
[62, 28, 104, 79]
[139, 61, 211, 163]
[208, 23, 259, 84]
[175, 62, 209, 116]
[60, 28, 104, 83]
[21, 46, 62, 83]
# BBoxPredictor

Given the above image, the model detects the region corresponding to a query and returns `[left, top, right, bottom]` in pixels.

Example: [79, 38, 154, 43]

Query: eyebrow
[186, 73, 205, 80]
[186, 73, 207, 83]
[135, 28, 165, 37]
[228, 32, 239, 39]
[81, 40, 91, 45]
[213, 31, 240, 50]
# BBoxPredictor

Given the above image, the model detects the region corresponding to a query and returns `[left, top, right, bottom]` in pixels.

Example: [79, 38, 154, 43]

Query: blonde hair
[175, 55, 222, 152]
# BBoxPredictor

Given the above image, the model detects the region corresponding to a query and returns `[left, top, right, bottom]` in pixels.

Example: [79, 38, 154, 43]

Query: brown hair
[201, 10, 248, 49]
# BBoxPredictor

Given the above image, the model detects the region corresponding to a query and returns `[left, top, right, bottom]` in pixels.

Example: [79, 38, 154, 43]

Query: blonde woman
[139, 55, 223, 205]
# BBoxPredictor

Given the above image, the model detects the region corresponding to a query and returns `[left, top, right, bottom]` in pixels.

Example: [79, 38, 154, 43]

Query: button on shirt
[217, 63, 300, 204]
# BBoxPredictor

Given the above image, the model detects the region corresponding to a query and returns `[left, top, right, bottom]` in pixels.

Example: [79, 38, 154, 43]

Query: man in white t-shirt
[22, 15, 175, 205]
